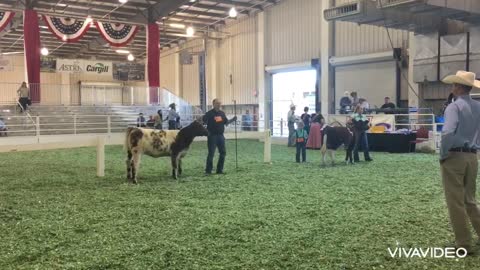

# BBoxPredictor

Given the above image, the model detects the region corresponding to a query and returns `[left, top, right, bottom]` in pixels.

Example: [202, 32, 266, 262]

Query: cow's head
[186, 120, 209, 137]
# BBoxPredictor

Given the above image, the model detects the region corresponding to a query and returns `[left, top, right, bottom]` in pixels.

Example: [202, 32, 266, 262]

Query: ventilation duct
[413, 33, 439, 82]
[325, 0, 480, 34]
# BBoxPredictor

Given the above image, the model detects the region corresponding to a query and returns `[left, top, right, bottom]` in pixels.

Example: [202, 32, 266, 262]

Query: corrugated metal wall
[216, 16, 257, 105]
[181, 55, 200, 106]
[265, 0, 322, 66]
[334, 22, 409, 57]
[179, 39, 203, 106]
[160, 51, 177, 94]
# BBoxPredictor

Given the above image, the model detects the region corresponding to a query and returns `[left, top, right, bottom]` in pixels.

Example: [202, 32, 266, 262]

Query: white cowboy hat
[344, 91, 350, 96]
[442, 70, 480, 88]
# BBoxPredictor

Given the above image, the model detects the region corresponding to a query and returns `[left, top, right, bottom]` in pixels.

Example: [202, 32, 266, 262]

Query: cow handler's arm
[226, 116, 238, 126]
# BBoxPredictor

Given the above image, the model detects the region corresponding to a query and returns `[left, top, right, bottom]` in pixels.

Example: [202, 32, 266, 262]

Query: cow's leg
[178, 158, 183, 176]
[329, 150, 335, 166]
[126, 150, 133, 180]
[131, 150, 142, 184]
[171, 154, 179, 180]
[321, 135, 327, 166]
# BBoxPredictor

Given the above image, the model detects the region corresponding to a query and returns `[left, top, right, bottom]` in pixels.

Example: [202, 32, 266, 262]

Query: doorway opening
[271, 69, 317, 137]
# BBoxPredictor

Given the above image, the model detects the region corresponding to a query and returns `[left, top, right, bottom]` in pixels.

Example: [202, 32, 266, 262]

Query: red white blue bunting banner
[43, 15, 91, 43]
[0, 11, 15, 33]
[95, 21, 138, 47]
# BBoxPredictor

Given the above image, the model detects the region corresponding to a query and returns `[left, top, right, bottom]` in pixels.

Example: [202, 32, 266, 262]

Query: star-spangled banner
[95, 21, 138, 47]
[0, 11, 15, 33]
[43, 15, 91, 43]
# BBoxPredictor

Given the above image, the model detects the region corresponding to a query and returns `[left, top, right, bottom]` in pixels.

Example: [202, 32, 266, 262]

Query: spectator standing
[203, 98, 237, 175]
[136, 113, 146, 127]
[242, 109, 253, 131]
[287, 104, 297, 147]
[154, 110, 163, 129]
[301, 107, 311, 134]
[306, 113, 324, 149]
[166, 103, 180, 130]
[17, 82, 30, 113]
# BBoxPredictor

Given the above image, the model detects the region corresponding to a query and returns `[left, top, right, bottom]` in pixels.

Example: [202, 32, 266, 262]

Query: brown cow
[125, 120, 208, 183]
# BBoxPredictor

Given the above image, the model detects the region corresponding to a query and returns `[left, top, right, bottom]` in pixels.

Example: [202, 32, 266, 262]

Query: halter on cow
[124, 120, 209, 183]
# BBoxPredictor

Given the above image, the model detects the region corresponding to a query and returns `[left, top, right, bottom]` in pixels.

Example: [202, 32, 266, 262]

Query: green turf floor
[0, 140, 479, 269]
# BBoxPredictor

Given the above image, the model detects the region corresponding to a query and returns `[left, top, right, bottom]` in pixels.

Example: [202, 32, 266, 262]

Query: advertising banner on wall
[56, 58, 83, 73]
[113, 62, 145, 81]
[83, 60, 112, 77]
[40, 57, 57, 73]
[55, 59, 112, 77]
[0, 56, 13, 71]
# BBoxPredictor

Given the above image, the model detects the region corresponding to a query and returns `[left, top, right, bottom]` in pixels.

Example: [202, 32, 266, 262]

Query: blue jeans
[296, 142, 306, 162]
[206, 134, 226, 173]
[353, 131, 371, 161]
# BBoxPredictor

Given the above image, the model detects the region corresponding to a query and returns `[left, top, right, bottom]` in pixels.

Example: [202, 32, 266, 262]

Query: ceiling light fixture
[186, 26, 195, 37]
[229, 7, 238, 18]
[127, 54, 135, 61]
[116, 49, 130, 54]
[40, 47, 49, 56]
[119, 0, 128, 4]
[170, 23, 186, 29]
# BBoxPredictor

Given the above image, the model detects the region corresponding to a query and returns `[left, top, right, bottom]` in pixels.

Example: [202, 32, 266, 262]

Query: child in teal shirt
[295, 121, 309, 163]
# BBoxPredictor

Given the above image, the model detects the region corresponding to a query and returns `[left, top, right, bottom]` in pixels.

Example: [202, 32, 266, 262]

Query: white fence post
[107, 115, 111, 134]
[97, 136, 105, 177]
[73, 115, 77, 135]
[130, 87, 134, 105]
[264, 129, 271, 163]
[35, 116, 40, 138]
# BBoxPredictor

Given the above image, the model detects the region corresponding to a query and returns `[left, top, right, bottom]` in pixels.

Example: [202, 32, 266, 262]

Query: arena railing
[0, 114, 264, 137]
[0, 83, 204, 109]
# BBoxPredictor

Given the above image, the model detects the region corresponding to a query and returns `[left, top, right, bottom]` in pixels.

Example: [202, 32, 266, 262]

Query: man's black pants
[206, 134, 226, 174]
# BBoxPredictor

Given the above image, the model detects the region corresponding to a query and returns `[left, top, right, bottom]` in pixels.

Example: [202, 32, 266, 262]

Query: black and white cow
[124, 120, 208, 183]
[321, 125, 355, 166]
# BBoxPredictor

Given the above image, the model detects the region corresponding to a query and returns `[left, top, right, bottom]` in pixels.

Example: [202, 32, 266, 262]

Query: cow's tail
[124, 127, 135, 151]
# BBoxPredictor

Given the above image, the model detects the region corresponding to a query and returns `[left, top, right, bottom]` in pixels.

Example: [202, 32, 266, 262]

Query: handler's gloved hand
[232, 116, 238, 122]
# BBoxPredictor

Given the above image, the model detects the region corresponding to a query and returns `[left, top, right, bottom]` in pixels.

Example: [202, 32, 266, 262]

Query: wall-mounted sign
[40, 57, 57, 73]
[113, 62, 145, 81]
[0, 56, 13, 72]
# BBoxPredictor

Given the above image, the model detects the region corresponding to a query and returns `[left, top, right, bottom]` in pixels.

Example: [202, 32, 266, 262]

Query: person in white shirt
[287, 104, 297, 147]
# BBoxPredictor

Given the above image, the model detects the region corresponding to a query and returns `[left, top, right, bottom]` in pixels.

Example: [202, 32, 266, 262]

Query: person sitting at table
[307, 113, 324, 150]
[351, 105, 373, 162]
[381, 97, 395, 109]
[0, 117, 8, 137]
[340, 91, 352, 114]
[146, 115, 155, 128]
